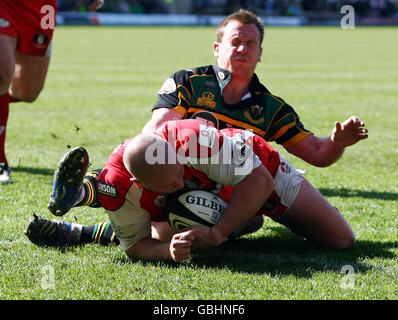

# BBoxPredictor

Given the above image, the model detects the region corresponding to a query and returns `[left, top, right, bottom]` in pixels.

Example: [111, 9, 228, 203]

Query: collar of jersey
[213, 63, 262, 97]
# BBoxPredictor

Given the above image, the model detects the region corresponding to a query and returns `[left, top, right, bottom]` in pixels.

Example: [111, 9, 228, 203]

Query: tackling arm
[191, 165, 274, 249]
[125, 232, 195, 262]
[287, 116, 368, 167]
[141, 108, 183, 133]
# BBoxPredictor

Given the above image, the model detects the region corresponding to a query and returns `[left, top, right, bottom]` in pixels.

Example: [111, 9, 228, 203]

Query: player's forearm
[142, 117, 160, 133]
[213, 166, 274, 241]
[305, 137, 345, 167]
[288, 135, 345, 167]
[141, 108, 183, 133]
[126, 237, 172, 261]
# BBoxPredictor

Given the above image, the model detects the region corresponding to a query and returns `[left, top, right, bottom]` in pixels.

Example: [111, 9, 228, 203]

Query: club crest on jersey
[98, 182, 117, 197]
[250, 105, 263, 118]
[196, 92, 216, 109]
[244, 104, 264, 124]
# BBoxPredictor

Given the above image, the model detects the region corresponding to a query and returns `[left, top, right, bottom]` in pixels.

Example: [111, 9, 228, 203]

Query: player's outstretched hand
[88, 0, 104, 11]
[331, 116, 368, 147]
[169, 230, 195, 262]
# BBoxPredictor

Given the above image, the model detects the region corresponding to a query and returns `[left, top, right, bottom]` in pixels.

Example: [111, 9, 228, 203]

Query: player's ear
[213, 42, 220, 58]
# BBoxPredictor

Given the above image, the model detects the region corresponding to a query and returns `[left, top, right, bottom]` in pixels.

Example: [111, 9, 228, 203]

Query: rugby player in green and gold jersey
[144, 9, 368, 167]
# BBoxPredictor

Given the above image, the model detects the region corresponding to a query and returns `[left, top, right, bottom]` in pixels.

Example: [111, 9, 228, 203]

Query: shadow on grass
[11, 166, 53, 176]
[319, 187, 398, 201]
[187, 226, 397, 277]
[114, 226, 397, 278]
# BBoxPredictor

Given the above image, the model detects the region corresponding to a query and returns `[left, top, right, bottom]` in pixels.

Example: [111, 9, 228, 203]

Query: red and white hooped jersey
[98, 119, 290, 251]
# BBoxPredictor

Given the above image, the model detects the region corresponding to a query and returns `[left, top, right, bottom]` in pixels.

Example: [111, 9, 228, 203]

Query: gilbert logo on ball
[166, 190, 227, 232]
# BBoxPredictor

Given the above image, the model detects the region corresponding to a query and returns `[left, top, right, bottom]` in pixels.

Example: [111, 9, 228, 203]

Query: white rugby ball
[165, 190, 227, 232]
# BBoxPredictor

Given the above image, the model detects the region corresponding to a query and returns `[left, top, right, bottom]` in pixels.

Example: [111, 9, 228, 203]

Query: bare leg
[277, 179, 355, 250]
[0, 34, 16, 181]
[0, 34, 16, 94]
[9, 51, 50, 102]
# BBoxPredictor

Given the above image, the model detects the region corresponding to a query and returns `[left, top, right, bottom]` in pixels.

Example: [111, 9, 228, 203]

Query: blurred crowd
[57, 0, 398, 17]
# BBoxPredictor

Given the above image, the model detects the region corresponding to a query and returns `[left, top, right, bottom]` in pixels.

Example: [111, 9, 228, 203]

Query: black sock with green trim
[81, 222, 119, 246]
[74, 169, 102, 208]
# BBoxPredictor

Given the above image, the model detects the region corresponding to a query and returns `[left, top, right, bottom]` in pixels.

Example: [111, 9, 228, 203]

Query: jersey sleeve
[158, 119, 262, 186]
[152, 69, 194, 117]
[105, 183, 152, 252]
[189, 129, 262, 186]
[264, 98, 313, 148]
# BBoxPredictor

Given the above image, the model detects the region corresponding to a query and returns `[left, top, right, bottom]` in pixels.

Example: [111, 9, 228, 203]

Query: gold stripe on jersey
[186, 106, 267, 136]
[177, 84, 192, 100]
[264, 92, 285, 104]
[171, 91, 190, 116]
[283, 130, 312, 148]
[188, 73, 215, 97]
[275, 112, 313, 148]
[272, 121, 296, 141]
[172, 104, 187, 117]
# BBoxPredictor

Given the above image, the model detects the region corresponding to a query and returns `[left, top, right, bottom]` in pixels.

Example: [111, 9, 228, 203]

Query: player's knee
[18, 88, 41, 102]
[332, 207, 356, 250]
[10, 87, 41, 103]
[333, 230, 356, 250]
[228, 215, 264, 239]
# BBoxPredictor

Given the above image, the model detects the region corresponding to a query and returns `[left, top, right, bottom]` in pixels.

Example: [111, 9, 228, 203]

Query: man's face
[214, 20, 263, 78]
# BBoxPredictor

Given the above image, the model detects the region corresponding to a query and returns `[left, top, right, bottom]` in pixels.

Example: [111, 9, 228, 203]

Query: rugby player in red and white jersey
[26, 119, 355, 262]
[0, 0, 104, 183]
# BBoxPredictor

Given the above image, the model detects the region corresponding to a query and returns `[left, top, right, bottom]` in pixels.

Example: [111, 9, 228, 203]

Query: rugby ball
[165, 190, 227, 232]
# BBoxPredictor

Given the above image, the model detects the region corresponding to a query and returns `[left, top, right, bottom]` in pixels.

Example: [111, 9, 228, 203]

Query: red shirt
[97, 119, 283, 219]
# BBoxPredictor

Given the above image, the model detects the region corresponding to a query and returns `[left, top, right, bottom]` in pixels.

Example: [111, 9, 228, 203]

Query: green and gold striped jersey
[153, 64, 312, 148]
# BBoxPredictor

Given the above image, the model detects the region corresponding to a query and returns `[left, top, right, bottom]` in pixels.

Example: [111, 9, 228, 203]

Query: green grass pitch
[0, 26, 397, 300]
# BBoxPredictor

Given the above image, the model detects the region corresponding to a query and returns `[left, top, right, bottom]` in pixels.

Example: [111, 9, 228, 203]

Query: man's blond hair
[216, 9, 264, 44]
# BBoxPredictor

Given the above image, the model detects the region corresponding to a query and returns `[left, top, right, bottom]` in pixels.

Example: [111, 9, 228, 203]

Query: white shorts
[272, 154, 305, 220]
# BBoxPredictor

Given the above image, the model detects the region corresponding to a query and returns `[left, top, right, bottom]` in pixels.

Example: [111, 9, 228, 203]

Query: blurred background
[55, 0, 398, 26]
[58, 0, 398, 17]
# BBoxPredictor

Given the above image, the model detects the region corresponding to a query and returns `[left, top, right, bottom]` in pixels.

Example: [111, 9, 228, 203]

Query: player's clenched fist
[169, 231, 195, 262]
